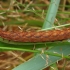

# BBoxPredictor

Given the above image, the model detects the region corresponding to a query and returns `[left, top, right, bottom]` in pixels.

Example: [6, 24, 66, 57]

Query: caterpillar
[0, 27, 70, 43]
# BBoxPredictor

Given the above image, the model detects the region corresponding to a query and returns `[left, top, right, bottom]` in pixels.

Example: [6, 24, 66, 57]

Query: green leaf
[0, 40, 70, 51]
[42, 0, 60, 29]
[50, 63, 58, 70]
[13, 54, 60, 70]
[0, 19, 43, 27]
[13, 45, 70, 70]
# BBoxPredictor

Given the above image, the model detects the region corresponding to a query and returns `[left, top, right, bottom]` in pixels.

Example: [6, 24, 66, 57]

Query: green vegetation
[0, 0, 70, 70]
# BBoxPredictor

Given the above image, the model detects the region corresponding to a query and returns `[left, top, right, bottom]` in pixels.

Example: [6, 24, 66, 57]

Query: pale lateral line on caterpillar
[0, 28, 70, 42]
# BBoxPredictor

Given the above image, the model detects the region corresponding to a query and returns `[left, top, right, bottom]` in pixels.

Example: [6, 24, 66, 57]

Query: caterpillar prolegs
[0, 27, 70, 43]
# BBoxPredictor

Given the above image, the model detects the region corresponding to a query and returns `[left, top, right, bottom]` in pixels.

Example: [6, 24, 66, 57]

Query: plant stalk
[42, 0, 60, 29]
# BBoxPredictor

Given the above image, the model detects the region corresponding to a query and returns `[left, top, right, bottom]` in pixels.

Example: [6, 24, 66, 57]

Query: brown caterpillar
[0, 28, 70, 42]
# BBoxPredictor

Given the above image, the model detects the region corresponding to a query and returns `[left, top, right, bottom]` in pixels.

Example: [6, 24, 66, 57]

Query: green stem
[40, 23, 70, 31]
[42, 0, 60, 29]
[0, 46, 70, 59]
